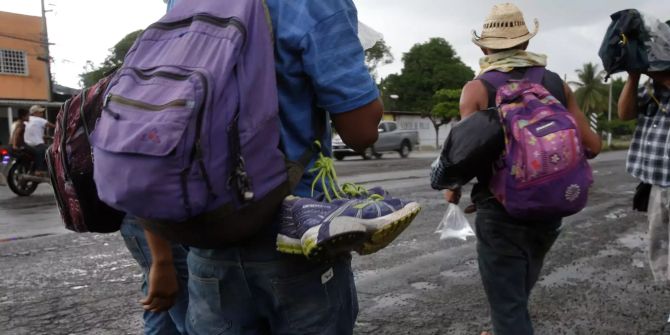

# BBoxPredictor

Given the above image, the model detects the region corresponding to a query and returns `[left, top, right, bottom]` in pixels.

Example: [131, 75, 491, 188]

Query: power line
[0, 32, 50, 45]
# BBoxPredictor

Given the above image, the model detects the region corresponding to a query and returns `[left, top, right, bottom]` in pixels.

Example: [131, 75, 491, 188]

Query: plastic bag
[435, 203, 474, 241]
[358, 22, 384, 50]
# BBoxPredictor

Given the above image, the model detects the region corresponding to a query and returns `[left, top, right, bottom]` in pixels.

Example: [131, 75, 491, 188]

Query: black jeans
[31, 143, 47, 171]
[475, 199, 561, 335]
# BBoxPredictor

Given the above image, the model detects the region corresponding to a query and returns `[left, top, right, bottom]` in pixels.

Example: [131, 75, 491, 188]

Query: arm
[331, 99, 383, 152]
[300, 9, 382, 153]
[141, 228, 178, 312]
[444, 81, 489, 204]
[618, 72, 641, 121]
[459, 80, 489, 119]
[563, 83, 602, 157]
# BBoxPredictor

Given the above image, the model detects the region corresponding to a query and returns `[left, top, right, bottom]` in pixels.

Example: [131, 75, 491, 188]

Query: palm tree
[570, 63, 609, 115]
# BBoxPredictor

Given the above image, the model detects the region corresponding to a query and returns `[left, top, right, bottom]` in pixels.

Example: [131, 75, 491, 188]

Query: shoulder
[462, 80, 487, 97]
[460, 80, 489, 115]
[268, 0, 356, 36]
[542, 68, 563, 82]
[32, 117, 47, 125]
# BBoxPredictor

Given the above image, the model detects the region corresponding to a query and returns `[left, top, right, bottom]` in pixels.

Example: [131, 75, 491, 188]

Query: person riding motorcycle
[10, 109, 37, 157]
[25, 105, 54, 175]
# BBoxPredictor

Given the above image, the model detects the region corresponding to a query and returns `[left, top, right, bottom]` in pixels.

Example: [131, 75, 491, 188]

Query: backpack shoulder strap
[522, 66, 546, 84]
[478, 71, 510, 89]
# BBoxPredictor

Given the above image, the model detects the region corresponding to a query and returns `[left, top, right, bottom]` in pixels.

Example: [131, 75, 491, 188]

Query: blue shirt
[166, 0, 378, 197]
[265, 0, 378, 196]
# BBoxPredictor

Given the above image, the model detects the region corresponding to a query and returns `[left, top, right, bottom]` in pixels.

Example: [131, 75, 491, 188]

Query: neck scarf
[479, 50, 547, 75]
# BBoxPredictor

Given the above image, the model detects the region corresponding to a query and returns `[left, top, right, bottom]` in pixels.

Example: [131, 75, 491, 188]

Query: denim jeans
[120, 216, 190, 335]
[474, 199, 562, 335]
[185, 231, 358, 335]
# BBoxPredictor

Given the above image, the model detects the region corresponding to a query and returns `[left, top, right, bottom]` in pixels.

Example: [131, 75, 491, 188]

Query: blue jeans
[186, 231, 358, 335]
[120, 217, 190, 335]
[474, 199, 562, 335]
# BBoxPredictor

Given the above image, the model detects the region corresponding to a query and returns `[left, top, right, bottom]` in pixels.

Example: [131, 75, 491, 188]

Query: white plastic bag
[358, 22, 384, 50]
[435, 203, 474, 241]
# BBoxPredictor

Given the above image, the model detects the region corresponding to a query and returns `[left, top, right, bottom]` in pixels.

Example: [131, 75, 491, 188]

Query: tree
[425, 89, 461, 148]
[79, 30, 143, 87]
[380, 38, 474, 113]
[365, 40, 393, 82]
[570, 62, 608, 116]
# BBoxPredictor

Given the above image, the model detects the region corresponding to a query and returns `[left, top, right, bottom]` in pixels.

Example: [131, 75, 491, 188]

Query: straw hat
[472, 3, 539, 50]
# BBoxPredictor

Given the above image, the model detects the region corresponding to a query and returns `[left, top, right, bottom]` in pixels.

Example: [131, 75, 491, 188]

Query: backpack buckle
[229, 157, 254, 202]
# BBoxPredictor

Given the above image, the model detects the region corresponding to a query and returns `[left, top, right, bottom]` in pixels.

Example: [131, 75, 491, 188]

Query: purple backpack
[481, 67, 593, 219]
[90, 0, 289, 247]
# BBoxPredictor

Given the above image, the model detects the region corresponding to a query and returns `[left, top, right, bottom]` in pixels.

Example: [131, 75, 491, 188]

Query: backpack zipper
[107, 94, 193, 111]
[149, 14, 247, 45]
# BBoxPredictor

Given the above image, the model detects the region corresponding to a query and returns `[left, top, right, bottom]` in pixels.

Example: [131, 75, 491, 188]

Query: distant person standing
[24, 105, 54, 173]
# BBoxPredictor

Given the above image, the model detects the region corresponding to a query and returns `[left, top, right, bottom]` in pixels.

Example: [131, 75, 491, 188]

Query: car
[332, 121, 420, 160]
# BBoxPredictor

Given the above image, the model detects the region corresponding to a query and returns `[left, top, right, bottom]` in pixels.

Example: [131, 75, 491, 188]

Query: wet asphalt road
[1, 150, 668, 335]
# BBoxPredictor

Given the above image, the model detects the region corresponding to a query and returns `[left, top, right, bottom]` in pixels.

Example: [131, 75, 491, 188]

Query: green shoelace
[308, 141, 371, 202]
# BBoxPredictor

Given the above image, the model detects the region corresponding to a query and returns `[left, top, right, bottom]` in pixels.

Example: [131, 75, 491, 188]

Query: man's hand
[141, 262, 178, 312]
[444, 188, 461, 204]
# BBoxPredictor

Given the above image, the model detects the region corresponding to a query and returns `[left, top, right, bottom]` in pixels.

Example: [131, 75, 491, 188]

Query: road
[1, 150, 668, 335]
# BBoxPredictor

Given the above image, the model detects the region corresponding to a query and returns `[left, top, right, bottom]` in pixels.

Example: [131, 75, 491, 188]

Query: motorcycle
[0, 146, 50, 196]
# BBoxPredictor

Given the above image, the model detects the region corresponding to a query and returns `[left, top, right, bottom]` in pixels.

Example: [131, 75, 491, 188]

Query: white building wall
[395, 115, 454, 149]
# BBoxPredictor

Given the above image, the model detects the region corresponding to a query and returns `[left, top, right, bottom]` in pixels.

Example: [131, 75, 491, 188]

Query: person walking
[445, 3, 601, 335]
[143, 0, 383, 334]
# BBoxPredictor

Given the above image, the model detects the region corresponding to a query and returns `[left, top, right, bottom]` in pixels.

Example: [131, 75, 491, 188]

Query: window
[387, 122, 397, 132]
[0, 49, 28, 76]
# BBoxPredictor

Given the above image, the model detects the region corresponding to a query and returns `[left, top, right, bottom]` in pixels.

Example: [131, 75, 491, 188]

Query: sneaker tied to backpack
[350, 195, 422, 255]
[276, 142, 421, 258]
[275, 196, 304, 255]
[277, 196, 369, 259]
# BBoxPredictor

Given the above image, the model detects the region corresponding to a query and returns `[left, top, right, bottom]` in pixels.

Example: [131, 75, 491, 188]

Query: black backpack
[599, 9, 650, 79]
[599, 9, 670, 79]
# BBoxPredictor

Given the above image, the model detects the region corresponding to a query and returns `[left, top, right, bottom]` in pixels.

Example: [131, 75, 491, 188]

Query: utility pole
[40, 0, 53, 102]
[607, 81, 612, 147]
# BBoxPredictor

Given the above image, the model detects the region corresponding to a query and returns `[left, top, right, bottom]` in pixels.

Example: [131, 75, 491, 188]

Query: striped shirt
[627, 81, 670, 186]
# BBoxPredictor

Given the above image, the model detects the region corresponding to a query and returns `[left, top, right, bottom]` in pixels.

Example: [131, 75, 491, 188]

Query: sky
[1, 0, 669, 89]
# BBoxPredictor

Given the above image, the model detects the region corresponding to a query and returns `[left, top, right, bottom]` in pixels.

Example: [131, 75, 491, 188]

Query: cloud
[1, 0, 669, 87]
[356, 0, 670, 81]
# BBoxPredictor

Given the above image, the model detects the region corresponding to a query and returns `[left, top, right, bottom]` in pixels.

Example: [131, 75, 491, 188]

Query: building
[0, 10, 63, 145]
[384, 111, 454, 150]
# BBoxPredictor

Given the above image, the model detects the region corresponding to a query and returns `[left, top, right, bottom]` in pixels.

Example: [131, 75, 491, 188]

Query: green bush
[597, 117, 637, 137]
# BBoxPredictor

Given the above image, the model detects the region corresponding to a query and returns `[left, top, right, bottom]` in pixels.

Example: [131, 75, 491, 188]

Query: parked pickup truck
[332, 121, 420, 160]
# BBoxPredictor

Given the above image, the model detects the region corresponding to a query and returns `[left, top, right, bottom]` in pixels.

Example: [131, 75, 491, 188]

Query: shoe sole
[276, 235, 303, 255]
[301, 221, 368, 261]
[357, 202, 422, 255]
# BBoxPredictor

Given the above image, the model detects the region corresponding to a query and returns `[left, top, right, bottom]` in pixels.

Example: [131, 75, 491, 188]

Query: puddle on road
[440, 269, 473, 278]
[540, 262, 597, 287]
[540, 249, 626, 287]
[605, 208, 628, 220]
[370, 293, 414, 310]
[410, 281, 439, 290]
[617, 232, 647, 250]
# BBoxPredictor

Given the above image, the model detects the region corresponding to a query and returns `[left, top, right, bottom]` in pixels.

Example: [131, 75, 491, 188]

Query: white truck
[332, 121, 420, 160]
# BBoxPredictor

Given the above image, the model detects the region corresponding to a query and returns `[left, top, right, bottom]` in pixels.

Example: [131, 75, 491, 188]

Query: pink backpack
[480, 67, 593, 219]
